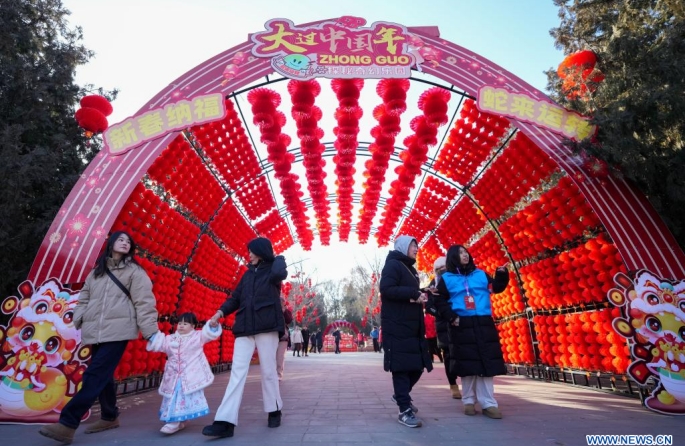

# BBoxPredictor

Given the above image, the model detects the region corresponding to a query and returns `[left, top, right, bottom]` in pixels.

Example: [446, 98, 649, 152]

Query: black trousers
[59, 340, 128, 428]
[427, 338, 442, 362]
[391, 370, 423, 412]
[441, 346, 457, 385]
[302, 338, 309, 354]
[334, 340, 340, 353]
[372, 338, 380, 352]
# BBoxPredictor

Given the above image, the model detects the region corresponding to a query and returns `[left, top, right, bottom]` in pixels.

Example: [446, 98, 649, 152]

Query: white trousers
[214, 332, 282, 425]
[461, 375, 497, 409]
[276, 340, 287, 378]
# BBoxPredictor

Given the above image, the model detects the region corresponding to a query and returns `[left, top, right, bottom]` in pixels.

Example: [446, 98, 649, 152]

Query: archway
[17, 16, 685, 407]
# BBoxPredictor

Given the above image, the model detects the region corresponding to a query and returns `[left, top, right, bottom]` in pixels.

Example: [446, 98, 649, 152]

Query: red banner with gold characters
[250, 17, 423, 80]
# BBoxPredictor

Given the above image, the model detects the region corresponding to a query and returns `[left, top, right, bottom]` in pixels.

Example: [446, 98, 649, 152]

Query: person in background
[291, 325, 303, 357]
[332, 328, 342, 354]
[39, 231, 159, 445]
[276, 303, 293, 380]
[424, 309, 442, 363]
[301, 326, 310, 357]
[316, 329, 323, 353]
[425, 256, 461, 399]
[435, 245, 508, 419]
[309, 331, 317, 354]
[202, 237, 287, 438]
[146, 312, 222, 434]
[370, 326, 380, 353]
[380, 235, 433, 428]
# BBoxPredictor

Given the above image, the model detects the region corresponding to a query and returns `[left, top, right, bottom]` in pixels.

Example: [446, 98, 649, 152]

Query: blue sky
[63, 0, 565, 283]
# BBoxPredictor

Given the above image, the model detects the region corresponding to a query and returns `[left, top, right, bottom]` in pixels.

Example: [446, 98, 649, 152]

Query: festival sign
[103, 93, 226, 155]
[477, 85, 596, 141]
[250, 17, 420, 80]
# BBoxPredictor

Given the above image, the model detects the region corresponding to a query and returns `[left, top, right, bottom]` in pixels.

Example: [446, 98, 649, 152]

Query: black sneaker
[267, 410, 281, 428]
[398, 408, 422, 428]
[202, 421, 234, 437]
[391, 395, 418, 413]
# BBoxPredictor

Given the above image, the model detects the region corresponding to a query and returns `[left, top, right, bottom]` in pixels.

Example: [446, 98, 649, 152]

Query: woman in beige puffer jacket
[39, 231, 159, 445]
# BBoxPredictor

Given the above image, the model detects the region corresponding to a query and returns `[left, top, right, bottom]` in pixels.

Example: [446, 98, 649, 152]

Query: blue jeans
[59, 340, 128, 428]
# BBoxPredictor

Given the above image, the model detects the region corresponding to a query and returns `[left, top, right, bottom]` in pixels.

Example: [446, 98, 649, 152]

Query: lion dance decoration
[608, 269, 685, 415]
[0, 279, 91, 423]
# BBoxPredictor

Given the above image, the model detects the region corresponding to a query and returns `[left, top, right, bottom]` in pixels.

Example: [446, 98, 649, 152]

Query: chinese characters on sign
[250, 18, 420, 80]
[104, 93, 226, 155]
[477, 86, 596, 141]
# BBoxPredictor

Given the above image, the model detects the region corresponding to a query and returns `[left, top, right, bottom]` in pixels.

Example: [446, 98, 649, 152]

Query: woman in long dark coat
[435, 245, 508, 419]
[380, 235, 432, 428]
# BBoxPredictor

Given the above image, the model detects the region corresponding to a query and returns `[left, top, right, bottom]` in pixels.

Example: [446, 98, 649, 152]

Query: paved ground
[2, 352, 681, 446]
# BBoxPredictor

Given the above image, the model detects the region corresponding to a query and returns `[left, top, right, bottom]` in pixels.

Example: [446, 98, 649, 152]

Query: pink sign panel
[250, 17, 422, 80]
[477, 85, 596, 141]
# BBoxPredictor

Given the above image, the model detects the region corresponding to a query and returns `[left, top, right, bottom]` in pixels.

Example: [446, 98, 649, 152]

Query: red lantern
[75, 107, 109, 133]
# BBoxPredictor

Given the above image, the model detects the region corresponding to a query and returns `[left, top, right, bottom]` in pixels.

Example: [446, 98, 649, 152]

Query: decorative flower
[67, 213, 90, 237]
[49, 231, 62, 244]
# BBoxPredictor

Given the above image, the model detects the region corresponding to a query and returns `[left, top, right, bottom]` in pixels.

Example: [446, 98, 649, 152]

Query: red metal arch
[29, 17, 685, 286]
[323, 320, 360, 337]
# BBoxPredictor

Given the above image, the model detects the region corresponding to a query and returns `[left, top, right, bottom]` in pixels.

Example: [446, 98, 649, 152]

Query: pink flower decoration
[91, 226, 107, 239]
[67, 213, 90, 237]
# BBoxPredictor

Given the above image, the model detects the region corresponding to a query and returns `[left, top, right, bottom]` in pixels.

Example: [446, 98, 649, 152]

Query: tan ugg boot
[84, 418, 120, 434]
[483, 406, 502, 419]
[38, 423, 76, 444]
[464, 404, 476, 416]
[450, 384, 462, 399]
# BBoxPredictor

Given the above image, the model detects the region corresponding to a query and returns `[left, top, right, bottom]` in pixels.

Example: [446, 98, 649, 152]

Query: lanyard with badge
[460, 273, 476, 310]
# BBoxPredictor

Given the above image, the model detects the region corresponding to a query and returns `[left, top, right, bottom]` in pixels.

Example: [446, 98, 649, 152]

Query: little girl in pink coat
[147, 312, 221, 434]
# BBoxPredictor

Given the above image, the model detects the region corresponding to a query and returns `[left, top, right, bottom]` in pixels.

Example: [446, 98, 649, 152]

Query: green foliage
[0, 0, 115, 297]
[547, 0, 685, 247]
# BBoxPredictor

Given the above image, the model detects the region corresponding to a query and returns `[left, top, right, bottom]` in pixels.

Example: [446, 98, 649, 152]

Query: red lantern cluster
[254, 209, 294, 253]
[288, 80, 332, 245]
[415, 235, 444, 272]
[188, 235, 241, 289]
[376, 88, 451, 245]
[434, 99, 510, 186]
[533, 308, 630, 373]
[203, 337, 221, 365]
[209, 199, 257, 258]
[234, 176, 277, 221]
[520, 233, 626, 310]
[111, 183, 200, 266]
[499, 176, 601, 260]
[190, 99, 262, 190]
[471, 132, 558, 221]
[557, 50, 605, 100]
[356, 79, 410, 242]
[331, 79, 364, 241]
[75, 94, 113, 135]
[147, 136, 226, 222]
[136, 256, 181, 316]
[220, 329, 235, 363]
[114, 339, 163, 380]
[497, 318, 535, 364]
[247, 88, 313, 249]
[178, 277, 228, 322]
[435, 199, 486, 249]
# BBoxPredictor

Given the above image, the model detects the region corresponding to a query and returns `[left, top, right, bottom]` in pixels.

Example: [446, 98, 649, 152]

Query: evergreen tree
[0, 0, 114, 297]
[547, 0, 685, 247]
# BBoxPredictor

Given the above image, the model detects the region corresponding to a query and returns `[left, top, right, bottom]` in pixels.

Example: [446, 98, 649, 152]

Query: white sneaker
[160, 422, 185, 434]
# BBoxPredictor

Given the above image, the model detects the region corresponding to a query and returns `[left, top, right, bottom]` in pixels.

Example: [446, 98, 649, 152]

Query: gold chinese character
[320, 27, 348, 53]
[295, 31, 318, 46]
[165, 102, 193, 128]
[509, 95, 536, 120]
[373, 27, 405, 55]
[563, 113, 595, 140]
[193, 95, 223, 120]
[136, 111, 165, 138]
[107, 121, 138, 151]
[350, 33, 373, 52]
[480, 88, 497, 110]
[536, 103, 564, 130]
[261, 22, 307, 54]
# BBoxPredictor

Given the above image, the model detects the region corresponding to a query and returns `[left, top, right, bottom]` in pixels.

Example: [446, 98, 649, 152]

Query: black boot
[268, 410, 282, 428]
[202, 421, 234, 437]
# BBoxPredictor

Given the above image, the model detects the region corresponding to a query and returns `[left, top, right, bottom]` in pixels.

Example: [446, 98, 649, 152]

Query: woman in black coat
[203, 237, 287, 438]
[380, 235, 432, 428]
[435, 245, 508, 420]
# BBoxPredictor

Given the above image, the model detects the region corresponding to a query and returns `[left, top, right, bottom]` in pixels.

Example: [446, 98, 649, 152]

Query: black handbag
[106, 268, 131, 299]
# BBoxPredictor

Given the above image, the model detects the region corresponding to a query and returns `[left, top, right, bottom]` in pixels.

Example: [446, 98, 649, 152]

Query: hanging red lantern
[74, 94, 113, 135]
[557, 50, 604, 100]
